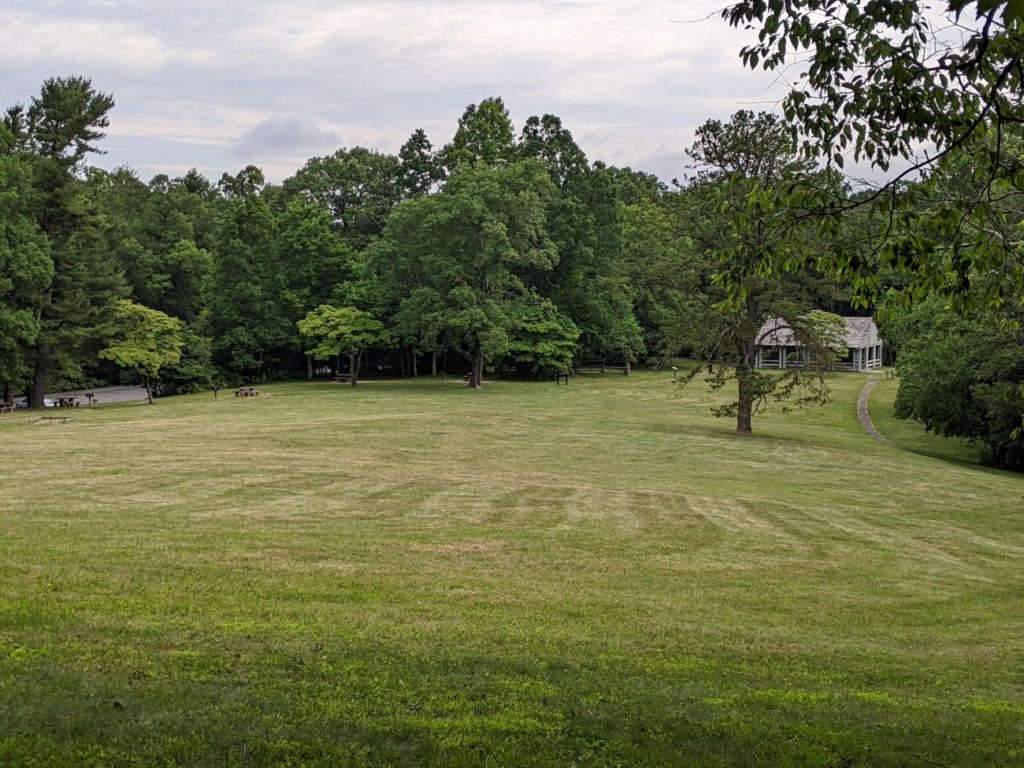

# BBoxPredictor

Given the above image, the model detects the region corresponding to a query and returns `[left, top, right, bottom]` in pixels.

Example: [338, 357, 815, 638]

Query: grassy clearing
[1, 372, 1022, 767]
[868, 377, 984, 466]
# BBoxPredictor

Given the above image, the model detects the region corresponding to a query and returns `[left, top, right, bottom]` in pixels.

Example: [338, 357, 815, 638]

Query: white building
[755, 316, 884, 372]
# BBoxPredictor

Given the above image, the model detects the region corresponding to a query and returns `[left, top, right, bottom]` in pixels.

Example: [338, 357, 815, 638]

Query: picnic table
[55, 396, 79, 408]
[235, 387, 259, 397]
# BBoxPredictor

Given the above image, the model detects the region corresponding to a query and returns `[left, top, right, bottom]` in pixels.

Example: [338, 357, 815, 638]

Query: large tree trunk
[2, 382, 12, 405]
[736, 294, 760, 435]
[467, 348, 484, 389]
[350, 348, 359, 386]
[306, 354, 313, 381]
[431, 352, 437, 377]
[736, 371, 754, 435]
[30, 340, 50, 409]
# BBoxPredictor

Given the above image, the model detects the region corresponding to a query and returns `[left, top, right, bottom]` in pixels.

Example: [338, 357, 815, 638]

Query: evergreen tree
[4, 77, 126, 404]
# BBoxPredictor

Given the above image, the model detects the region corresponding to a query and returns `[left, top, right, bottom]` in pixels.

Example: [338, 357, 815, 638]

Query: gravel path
[857, 376, 889, 444]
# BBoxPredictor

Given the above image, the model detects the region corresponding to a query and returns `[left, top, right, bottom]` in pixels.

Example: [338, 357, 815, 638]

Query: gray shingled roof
[843, 317, 873, 347]
[758, 316, 878, 349]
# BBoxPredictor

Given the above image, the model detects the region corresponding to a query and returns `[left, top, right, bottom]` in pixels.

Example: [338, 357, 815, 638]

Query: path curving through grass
[857, 375, 889, 443]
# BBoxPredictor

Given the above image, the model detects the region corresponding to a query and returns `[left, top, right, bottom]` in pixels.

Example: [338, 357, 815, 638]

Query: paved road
[46, 385, 148, 405]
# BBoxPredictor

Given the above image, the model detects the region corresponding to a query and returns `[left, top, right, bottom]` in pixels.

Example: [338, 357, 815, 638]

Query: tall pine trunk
[350, 348, 359, 386]
[431, 352, 437, 377]
[31, 340, 50, 408]
[306, 355, 313, 380]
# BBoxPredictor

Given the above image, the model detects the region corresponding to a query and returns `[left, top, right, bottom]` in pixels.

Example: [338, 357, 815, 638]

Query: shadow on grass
[2, 636, 1015, 768]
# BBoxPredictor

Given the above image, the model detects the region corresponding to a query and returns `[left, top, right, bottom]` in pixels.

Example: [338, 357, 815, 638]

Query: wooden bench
[575, 362, 630, 375]
[235, 387, 259, 397]
[0, 402, 14, 415]
[333, 374, 352, 383]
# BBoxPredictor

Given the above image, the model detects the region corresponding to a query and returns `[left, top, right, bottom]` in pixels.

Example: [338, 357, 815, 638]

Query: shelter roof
[758, 316, 878, 348]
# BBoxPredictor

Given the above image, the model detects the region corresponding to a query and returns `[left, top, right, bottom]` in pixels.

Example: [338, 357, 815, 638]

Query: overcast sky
[0, 1, 785, 185]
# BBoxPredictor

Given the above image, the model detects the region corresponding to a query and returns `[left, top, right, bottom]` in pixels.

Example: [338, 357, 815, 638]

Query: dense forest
[1, 76, 1022, 468]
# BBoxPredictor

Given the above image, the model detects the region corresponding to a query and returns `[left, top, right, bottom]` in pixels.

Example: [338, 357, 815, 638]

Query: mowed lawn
[1, 372, 1022, 767]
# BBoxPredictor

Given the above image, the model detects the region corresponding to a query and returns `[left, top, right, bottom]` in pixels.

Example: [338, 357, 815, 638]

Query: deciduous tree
[376, 161, 558, 388]
[297, 305, 388, 387]
[678, 111, 844, 434]
[100, 299, 184, 404]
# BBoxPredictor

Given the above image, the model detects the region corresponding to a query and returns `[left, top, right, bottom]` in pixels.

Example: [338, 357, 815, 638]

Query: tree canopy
[675, 111, 844, 434]
[4, 76, 1020, 462]
[298, 305, 388, 386]
[99, 299, 184, 404]
[723, 0, 1024, 306]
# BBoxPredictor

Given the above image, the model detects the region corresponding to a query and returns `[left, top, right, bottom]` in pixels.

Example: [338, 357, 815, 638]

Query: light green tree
[297, 305, 389, 387]
[100, 300, 184, 404]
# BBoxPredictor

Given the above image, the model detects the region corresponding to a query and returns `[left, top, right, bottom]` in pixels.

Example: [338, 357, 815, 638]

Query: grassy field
[1, 371, 1022, 767]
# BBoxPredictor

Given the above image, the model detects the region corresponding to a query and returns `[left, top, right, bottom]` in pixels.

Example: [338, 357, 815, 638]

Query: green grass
[868, 376, 985, 465]
[1, 372, 1022, 767]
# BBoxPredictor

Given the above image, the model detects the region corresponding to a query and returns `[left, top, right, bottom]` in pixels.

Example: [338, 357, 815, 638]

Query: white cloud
[0, 16, 172, 74]
[0, 0, 782, 183]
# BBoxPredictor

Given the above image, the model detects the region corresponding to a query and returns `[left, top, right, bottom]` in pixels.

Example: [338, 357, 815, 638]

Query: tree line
[1, 61, 1021, 468]
[1, 82, 677, 400]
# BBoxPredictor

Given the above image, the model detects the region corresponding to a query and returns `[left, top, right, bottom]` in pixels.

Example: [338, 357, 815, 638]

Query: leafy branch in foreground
[723, 1, 1024, 307]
